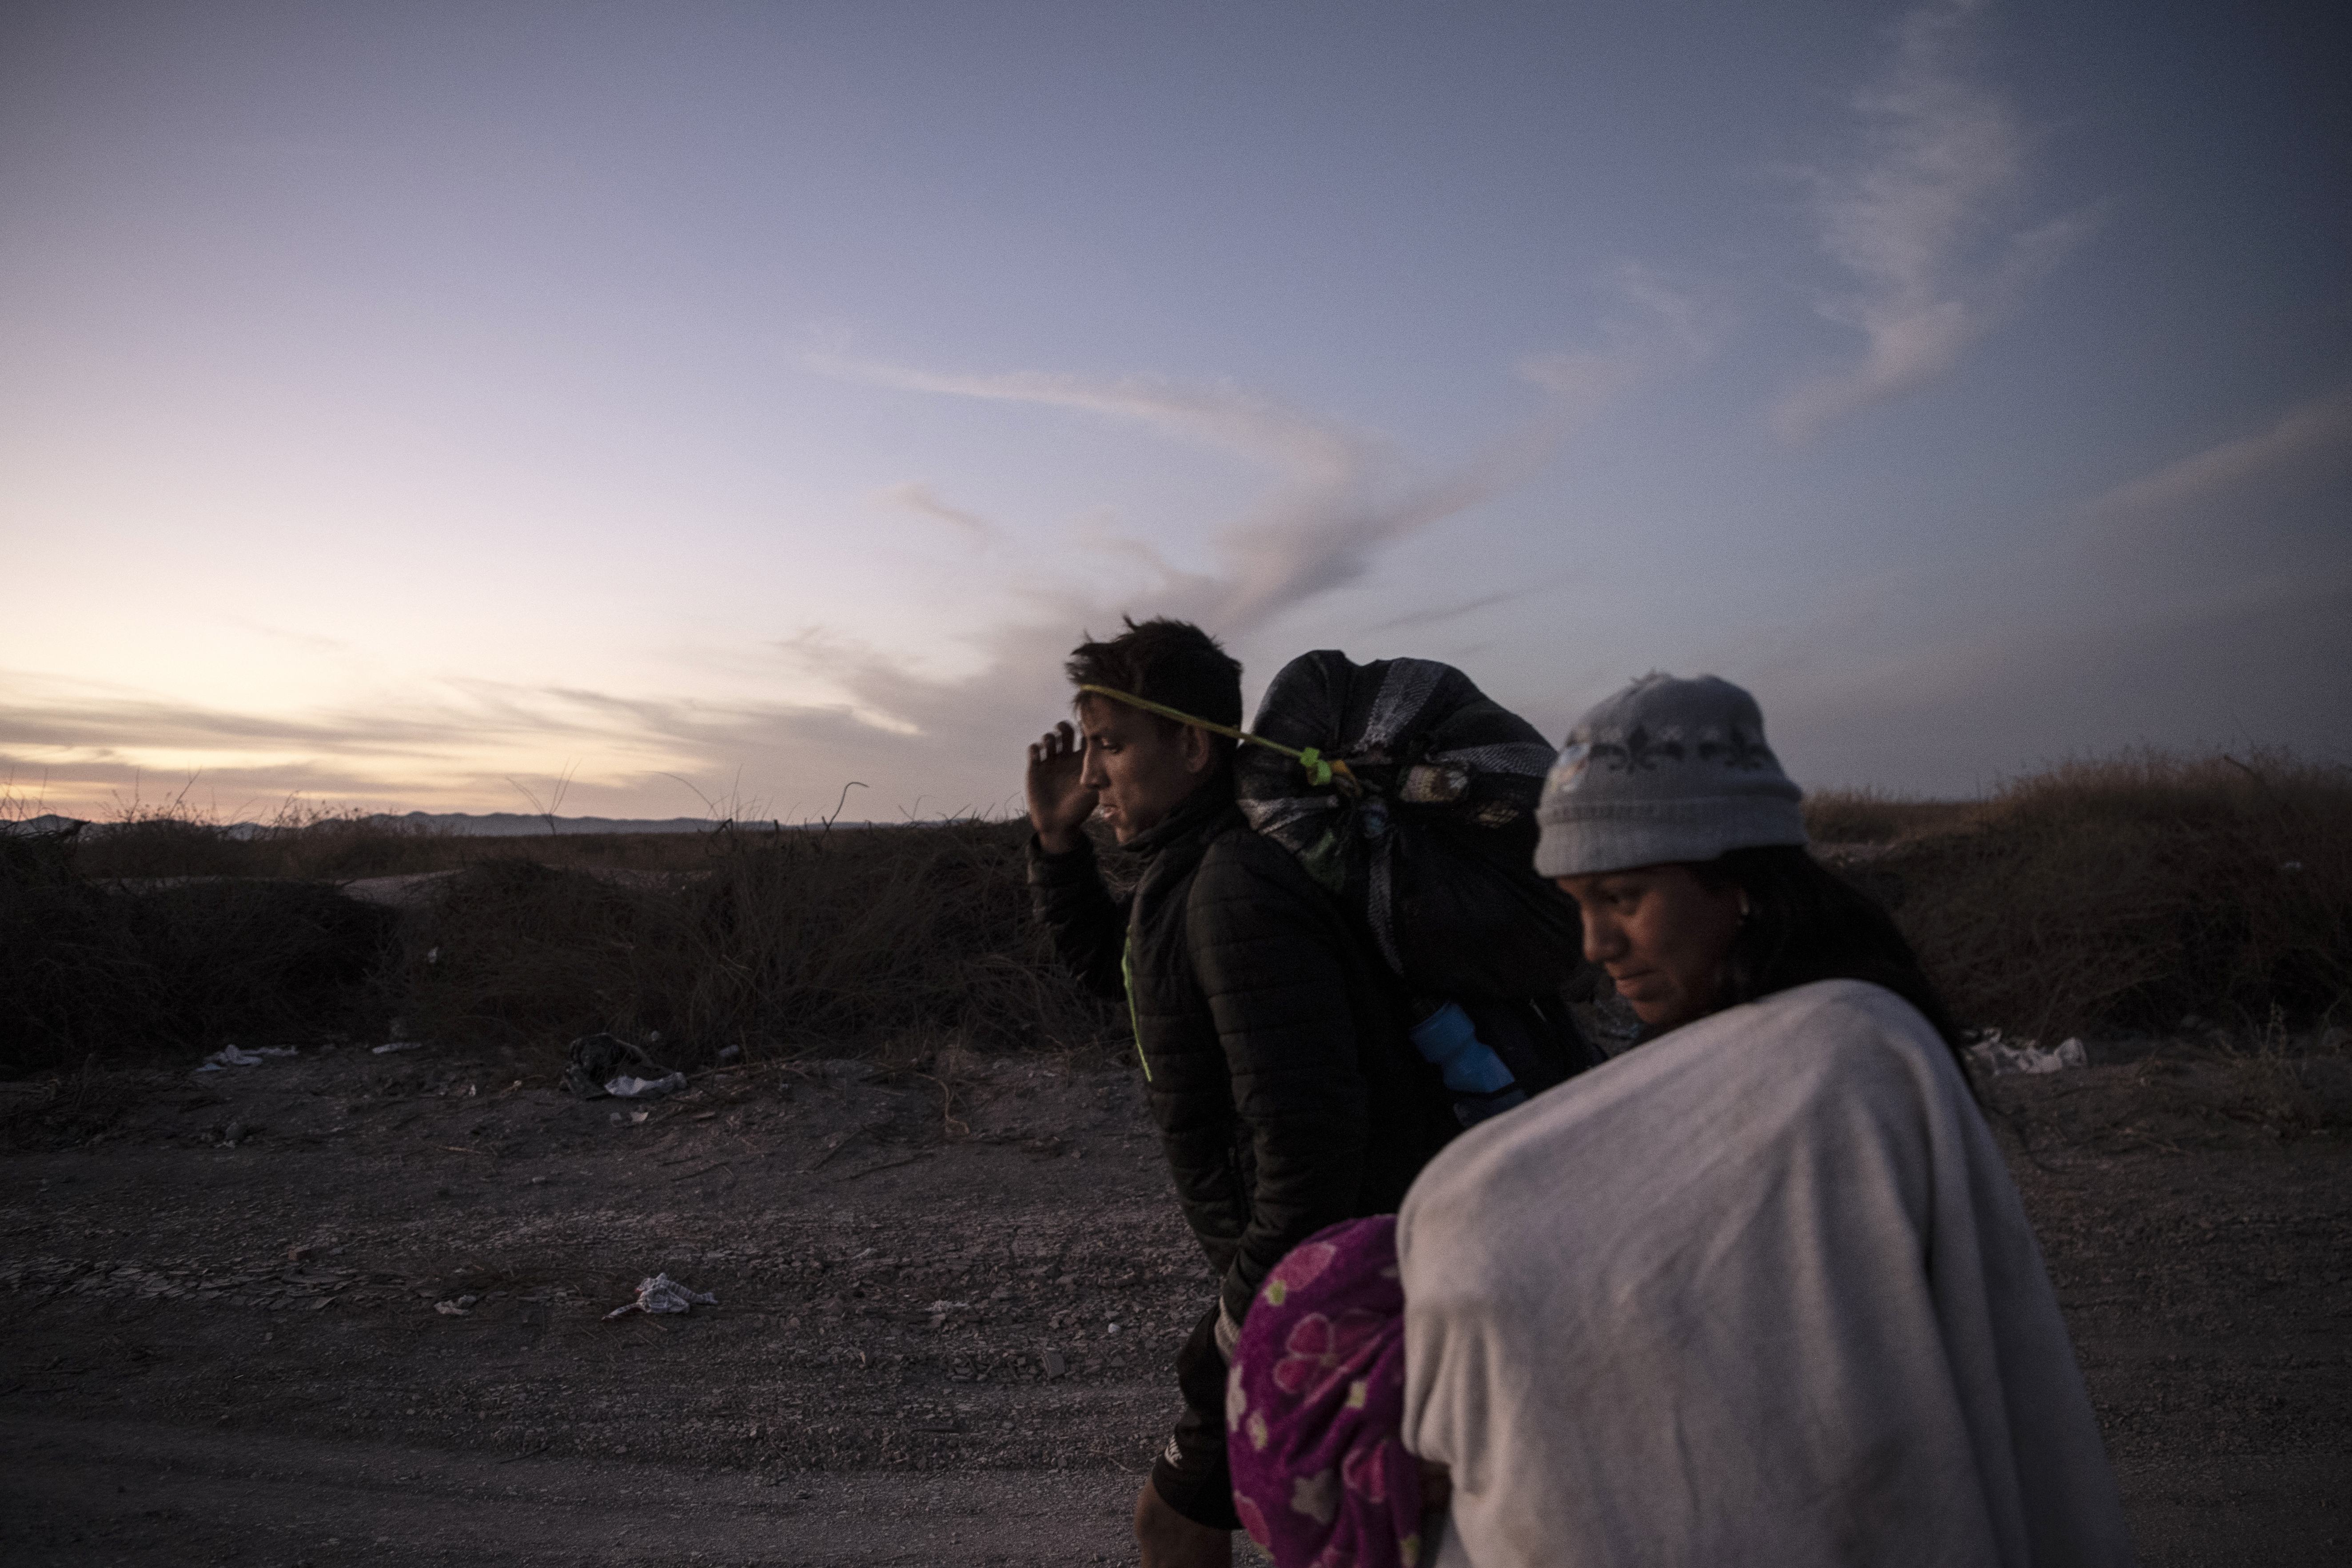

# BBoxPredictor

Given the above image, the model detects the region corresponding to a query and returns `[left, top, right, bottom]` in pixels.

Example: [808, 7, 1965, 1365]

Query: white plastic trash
[606, 1072, 687, 1099]
[605, 1273, 718, 1319]
[1966, 1031, 2089, 1077]
[195, 1045, 297, 1072]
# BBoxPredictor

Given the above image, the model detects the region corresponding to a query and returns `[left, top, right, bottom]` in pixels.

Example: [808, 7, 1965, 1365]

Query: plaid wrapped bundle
[1226, 1216, 1426, 1568]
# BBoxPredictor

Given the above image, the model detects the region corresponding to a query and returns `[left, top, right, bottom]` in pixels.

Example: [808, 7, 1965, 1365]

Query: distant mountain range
[371, 811, 767, 836]
[1, 811, 885, 839]
[377, 813, 913, 836]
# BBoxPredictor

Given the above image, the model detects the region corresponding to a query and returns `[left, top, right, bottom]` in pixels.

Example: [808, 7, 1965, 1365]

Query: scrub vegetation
[4, 748, 2347, 1079]
[398, 820, 1123, 1066]
[5, 765, 2343, 1567]
[1807, 749, 2352, 1042]
[0, 805, 1122, 1079]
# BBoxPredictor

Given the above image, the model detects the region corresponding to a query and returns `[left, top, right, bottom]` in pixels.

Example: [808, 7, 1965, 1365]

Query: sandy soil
[3, 1039, 2346, 1566]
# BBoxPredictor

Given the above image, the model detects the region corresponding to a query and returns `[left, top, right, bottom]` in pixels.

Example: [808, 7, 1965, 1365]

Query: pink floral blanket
[1226, 1215, 1424, 1568]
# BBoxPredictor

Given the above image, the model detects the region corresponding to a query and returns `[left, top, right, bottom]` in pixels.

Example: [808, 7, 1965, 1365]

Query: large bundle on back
[1235, 652, 1595, 1114]
[1237, 651, 1580, 997]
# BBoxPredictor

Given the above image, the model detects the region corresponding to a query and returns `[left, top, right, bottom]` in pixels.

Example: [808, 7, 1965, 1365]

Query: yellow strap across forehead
[1076, 684, 1353, 786]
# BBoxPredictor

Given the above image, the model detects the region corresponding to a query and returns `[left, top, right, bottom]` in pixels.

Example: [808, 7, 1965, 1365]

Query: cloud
[230, 620, 355, 656]
[819, 274, 1699, 641]
[1598, 260, 1722, 361]
[869, 480, 999, 542]
[13, 306, 1693, 820]
[0, 666, 922, 819]
[2078, 386, 2352, 535]
[1369, 590, 1528, 634]
[832, 362, 1360, 475]
[1773, 0, 2096, 442]
[825, 361, 1427, 635]
[754, 334, 1672, 805]
[1, 673, 494, 759]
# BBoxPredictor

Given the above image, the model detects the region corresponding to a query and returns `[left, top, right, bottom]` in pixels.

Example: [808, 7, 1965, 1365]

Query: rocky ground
[2, 1032, 2347, 1566]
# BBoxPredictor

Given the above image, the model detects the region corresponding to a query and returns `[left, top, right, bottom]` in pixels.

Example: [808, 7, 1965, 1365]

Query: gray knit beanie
[1533, 673, 1807, 878]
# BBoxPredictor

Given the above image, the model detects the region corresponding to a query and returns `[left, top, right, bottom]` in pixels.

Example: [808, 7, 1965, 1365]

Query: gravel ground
[2, 1037, 2346, 1564]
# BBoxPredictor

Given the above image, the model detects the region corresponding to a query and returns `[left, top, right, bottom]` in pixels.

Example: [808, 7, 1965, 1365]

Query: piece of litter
[374, 1041, 425, 1054]
[605, 1273, 718, 1320]
[562, 1033, 668, 1099]
[1966, 1031, 2088, 1077]
[435, 1300, 470, 1317]
[606, 1072, 687, 1099]
[195, 1044, 297, 1072]
[1041, 1349, 1067, 1377]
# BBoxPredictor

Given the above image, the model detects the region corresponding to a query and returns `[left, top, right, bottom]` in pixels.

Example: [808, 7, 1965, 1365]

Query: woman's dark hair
[1691, 844, 1972, 1080]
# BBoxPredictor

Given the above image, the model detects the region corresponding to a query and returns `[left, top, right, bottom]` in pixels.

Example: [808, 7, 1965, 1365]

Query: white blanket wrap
[1399, 980, 2133, 1566]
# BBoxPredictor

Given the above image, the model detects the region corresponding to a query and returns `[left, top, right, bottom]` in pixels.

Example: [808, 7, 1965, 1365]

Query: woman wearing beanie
[1382, 673, 2136, 1567]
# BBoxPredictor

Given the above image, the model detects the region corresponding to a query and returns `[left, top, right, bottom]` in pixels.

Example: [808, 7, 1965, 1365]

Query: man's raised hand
[1026, 720, 1095, 854]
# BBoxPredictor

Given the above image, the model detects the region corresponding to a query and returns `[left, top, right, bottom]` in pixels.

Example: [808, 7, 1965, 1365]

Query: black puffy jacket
[1029, 779, 1458, 1325]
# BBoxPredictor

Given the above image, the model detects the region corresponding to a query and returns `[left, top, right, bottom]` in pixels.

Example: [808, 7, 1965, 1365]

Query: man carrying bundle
[1025, 617, 1459, 1568]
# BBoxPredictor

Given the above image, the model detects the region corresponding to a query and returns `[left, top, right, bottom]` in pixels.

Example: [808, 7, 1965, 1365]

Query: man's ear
[1181, 725, 1218, 776]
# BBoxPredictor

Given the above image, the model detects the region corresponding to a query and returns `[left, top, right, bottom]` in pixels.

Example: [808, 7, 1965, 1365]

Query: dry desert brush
[68, 803, 459, 882]
[1802, 787, 1981, 846]
[0, 806, 431, 1073]
[15, 749, 2343, 1079]
[1876, 750, 2351, 1041]
[397, 818, 1124, 1063]
[0, 868, 395, 1076]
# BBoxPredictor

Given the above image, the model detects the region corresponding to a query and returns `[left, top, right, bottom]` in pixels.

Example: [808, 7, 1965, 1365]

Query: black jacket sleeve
[1026, 832, 1129, 1002]
[1187, 840, 1371, 1325]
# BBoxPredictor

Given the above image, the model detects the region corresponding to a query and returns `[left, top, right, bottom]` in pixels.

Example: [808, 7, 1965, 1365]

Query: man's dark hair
[1693, 845, 1972, 1081]
[1065, 617, 1244, 750]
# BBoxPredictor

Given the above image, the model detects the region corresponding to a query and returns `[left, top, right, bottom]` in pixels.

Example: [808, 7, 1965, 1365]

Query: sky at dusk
[4, 0, 2347, 823]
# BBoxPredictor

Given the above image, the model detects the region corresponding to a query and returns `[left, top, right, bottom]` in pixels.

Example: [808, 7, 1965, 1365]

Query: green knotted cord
[1075, 684, 1352, 787]
[1120, 930, 1148, 1082]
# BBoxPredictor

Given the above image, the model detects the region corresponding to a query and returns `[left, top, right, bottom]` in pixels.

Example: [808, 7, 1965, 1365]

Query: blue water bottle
[1410, 1001, 1527, 1127]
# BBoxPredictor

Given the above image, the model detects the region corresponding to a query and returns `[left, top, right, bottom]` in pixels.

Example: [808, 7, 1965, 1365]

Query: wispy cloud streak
[14, 299, 1697, 818]
[0, 670, 891, 816]
[830, 361, 1419, 632]
[1370, 590, 1530, 634]
[1774, 0, 2095, 441]
[870, 481, 999, 541]
[2081, 387, 2352, 531]
[821, 277, 1694, 638]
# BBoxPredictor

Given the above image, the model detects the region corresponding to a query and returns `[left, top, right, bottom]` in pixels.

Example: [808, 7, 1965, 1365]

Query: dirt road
[3, 1041, 2346, 1564]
